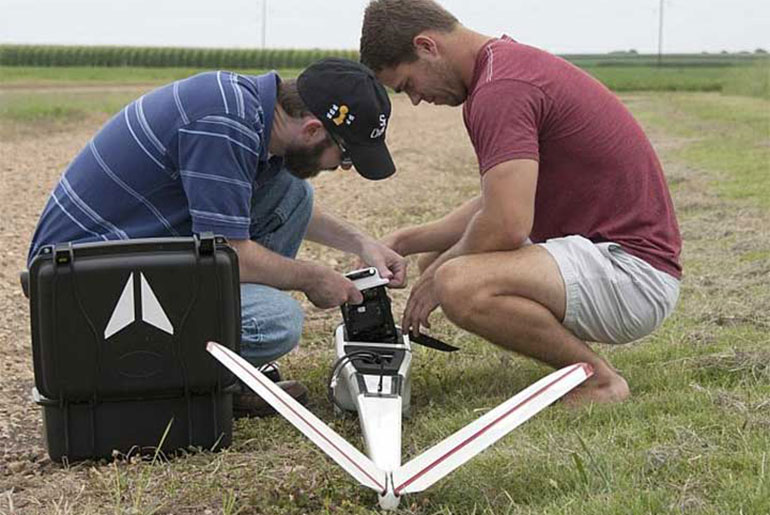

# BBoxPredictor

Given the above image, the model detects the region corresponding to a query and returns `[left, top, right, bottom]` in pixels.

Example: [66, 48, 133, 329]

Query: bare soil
[0, 98, 480, 511]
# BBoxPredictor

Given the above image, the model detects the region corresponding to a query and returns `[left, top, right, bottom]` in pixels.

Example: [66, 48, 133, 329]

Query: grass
[584, 66, 732, 93]
[632, 93, 770, 208]
[0, 90, 141, 122]
[0, 67, 300, 127]
[86, 323, 769, 514]
[722, 62, 770, 99]
[0, 66, 300, 85]
[582, 57, 768, 95]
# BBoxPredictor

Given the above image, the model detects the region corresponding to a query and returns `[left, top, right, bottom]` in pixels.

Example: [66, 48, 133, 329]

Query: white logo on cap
[370, 114, 387, 139]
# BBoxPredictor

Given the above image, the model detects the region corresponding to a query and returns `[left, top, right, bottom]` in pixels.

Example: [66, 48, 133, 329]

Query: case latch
[198, 232, 215, 257]
[54, 243, 74, 266]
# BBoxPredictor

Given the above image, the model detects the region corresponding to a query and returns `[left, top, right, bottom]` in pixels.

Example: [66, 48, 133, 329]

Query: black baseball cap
[297, 58, 395, 180]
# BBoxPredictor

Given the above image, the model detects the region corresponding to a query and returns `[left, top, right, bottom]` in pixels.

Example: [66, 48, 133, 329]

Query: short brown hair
[360, 0, 459, 72]
[277, 79, 312, 118]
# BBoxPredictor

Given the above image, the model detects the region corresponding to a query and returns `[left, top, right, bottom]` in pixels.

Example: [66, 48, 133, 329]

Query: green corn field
[0, 44, 359, 69]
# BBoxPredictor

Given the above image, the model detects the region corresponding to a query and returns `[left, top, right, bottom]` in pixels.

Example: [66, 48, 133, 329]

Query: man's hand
[302, 264, 363, 309]
[305, 206, 407, 288]
[358, 239, 408, 288]
[402, 268, 440, 337]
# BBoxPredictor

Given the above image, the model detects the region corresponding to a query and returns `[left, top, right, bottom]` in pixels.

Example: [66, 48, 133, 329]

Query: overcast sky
[1, 0, 768, 54]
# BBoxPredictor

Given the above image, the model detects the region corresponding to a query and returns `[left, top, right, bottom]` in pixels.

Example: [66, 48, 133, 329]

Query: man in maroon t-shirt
[360, 0, 682, 404]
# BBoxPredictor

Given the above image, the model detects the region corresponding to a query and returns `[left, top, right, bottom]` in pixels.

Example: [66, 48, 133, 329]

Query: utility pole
[261, 0, 267, 48]
[657, 0, 664, 67]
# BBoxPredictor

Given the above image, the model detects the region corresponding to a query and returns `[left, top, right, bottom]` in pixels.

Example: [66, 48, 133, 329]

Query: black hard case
[27, 235, 241, 461]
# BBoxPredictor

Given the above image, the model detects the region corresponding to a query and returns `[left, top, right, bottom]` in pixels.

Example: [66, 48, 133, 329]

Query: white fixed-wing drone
[207, 268, 592, 510]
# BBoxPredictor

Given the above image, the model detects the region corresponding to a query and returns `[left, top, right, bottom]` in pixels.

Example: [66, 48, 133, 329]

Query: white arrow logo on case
[104, 272, 174, 339]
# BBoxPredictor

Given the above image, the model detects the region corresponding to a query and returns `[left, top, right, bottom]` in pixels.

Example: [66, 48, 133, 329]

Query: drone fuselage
[332, 325, 412, 507]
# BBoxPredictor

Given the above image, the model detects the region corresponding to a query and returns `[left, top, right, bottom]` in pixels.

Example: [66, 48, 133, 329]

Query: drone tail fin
[392, 363, 593, 495]
[206, 341, 387, 493]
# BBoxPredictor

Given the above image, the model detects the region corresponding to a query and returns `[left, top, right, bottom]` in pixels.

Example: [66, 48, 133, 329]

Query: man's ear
[300, 117, 325, 145]
[413, 34, 439, 59]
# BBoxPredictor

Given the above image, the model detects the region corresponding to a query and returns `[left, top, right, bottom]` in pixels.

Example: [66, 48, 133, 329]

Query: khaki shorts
[539, 235, 680, 344]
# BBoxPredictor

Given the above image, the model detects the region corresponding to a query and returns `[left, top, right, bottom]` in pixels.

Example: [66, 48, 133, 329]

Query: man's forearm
[229, 238, 315, 291]
[230, 238, 365, 308]
[305, 205, 368, 255]
[392, 195, 482, 256]
[304, 204, 407, 287]
[424, 207, 528, 276]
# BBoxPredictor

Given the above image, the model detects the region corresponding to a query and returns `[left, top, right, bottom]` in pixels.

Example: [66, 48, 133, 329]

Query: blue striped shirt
[28, 71, 283, 263]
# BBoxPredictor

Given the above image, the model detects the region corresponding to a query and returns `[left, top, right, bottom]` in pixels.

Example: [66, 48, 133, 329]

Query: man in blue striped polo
[28, 59, 406, 416]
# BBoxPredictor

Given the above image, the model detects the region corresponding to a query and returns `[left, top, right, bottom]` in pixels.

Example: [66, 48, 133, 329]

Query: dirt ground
[0, 96, 479, 508]
[0, 93, 768, 512]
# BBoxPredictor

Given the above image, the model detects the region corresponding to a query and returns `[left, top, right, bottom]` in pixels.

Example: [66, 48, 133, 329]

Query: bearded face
[283, 134, 335, 180]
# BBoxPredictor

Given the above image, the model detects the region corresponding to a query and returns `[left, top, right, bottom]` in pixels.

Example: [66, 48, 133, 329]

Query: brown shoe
[234, 380, 309, 418]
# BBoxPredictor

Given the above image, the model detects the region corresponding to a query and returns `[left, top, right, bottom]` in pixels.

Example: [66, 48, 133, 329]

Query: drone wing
[206, 342, 387, 493]
[392, 363, 592, 495]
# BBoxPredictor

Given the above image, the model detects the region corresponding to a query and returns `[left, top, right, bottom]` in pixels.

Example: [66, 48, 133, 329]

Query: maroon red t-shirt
[463, 36, 682, 279]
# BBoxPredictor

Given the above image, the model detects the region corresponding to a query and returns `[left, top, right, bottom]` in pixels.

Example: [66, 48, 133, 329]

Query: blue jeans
[239, 169, 313, 366]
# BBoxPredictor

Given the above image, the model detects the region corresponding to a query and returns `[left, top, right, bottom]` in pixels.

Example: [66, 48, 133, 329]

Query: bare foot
[564, 366, 630, 406]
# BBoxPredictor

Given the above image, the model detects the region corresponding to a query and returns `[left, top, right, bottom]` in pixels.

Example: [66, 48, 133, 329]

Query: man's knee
[270, 297, 304, 348]
[434, 258, 480, 326]
[240, 289, 304, 365]
[297, 176, 314, 204]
